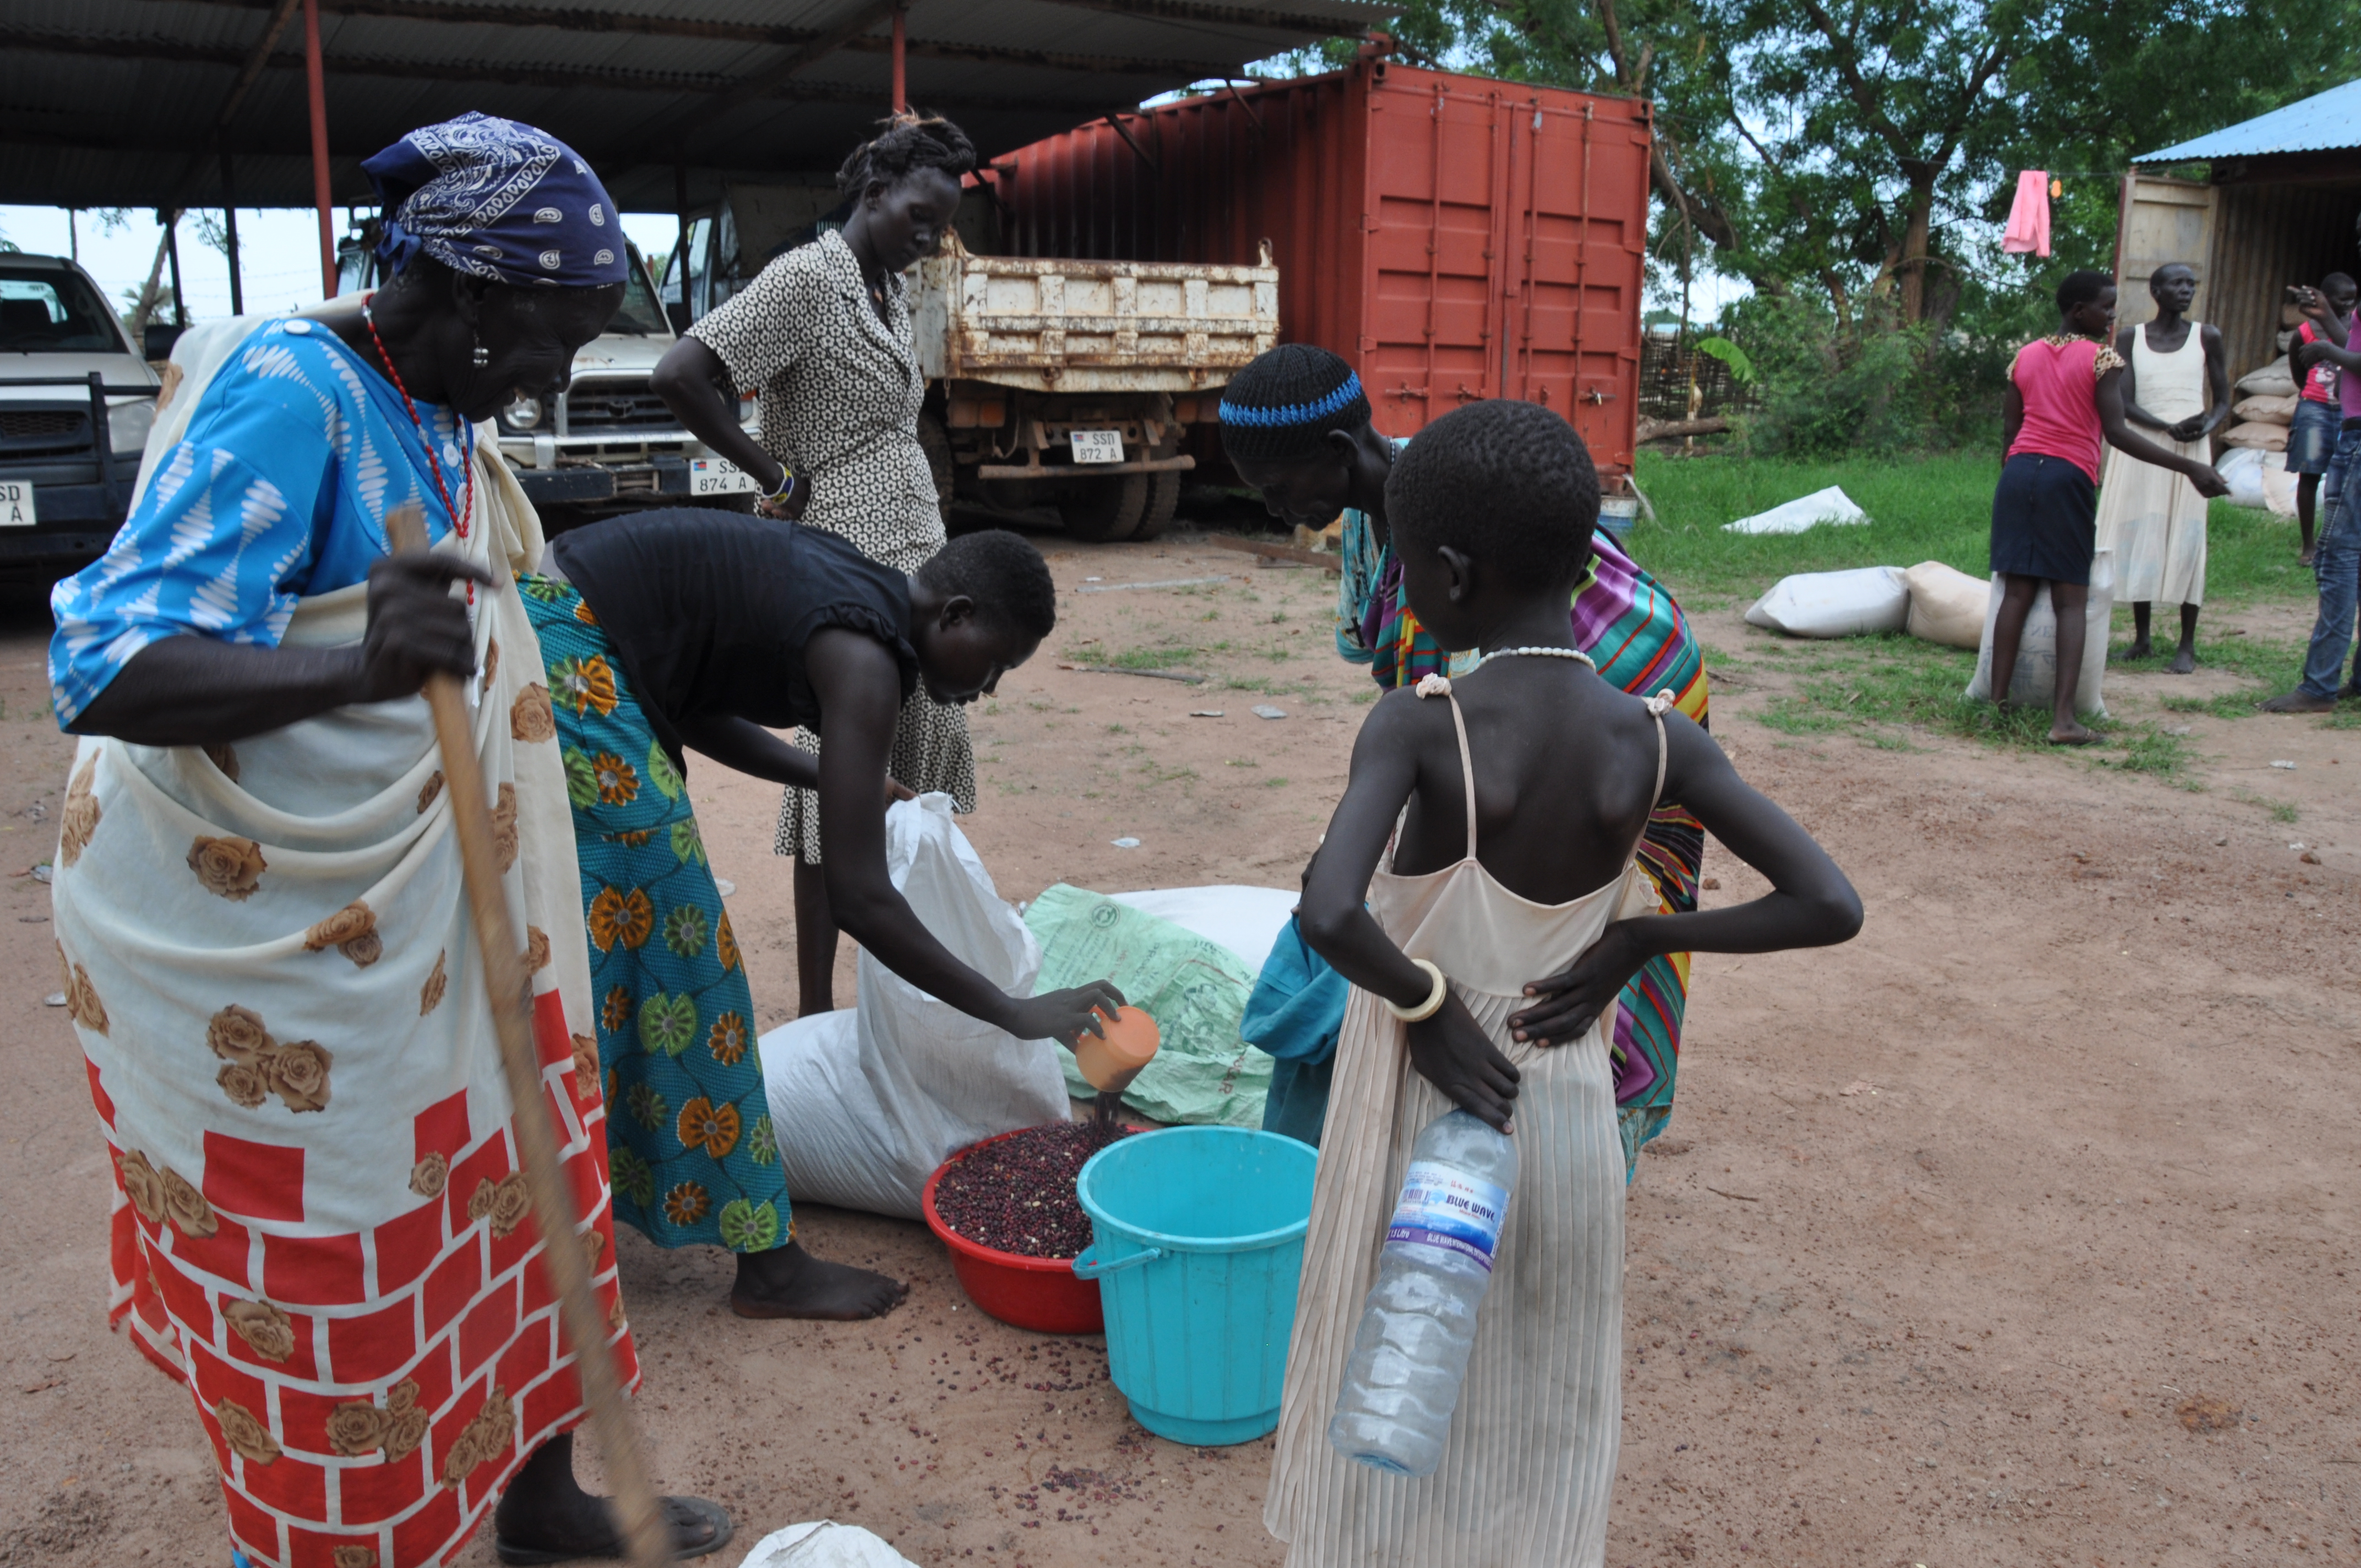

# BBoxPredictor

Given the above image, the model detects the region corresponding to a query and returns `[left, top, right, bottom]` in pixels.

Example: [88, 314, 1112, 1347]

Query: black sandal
[493, 1496, 735, 1565]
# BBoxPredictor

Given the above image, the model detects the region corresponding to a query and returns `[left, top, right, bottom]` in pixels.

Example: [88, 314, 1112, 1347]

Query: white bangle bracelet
[1386, 959, 1449, 1023]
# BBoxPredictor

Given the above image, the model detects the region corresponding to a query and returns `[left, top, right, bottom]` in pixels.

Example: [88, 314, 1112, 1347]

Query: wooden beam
[0, 26, 1064, 113]
[159, 0, 302, 207]
[620, 0, 902, 151]
[144, 0, 1205, 76]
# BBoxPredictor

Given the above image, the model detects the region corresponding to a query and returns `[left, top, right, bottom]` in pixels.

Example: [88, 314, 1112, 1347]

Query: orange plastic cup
[1073, 1005, 1160, 1095]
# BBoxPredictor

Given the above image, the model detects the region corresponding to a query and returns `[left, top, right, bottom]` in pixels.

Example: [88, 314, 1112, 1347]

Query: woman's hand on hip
[1406, 994, 1520, 1133]
[358, 551, 497, 703]
[1510, 922, 1647, 1048]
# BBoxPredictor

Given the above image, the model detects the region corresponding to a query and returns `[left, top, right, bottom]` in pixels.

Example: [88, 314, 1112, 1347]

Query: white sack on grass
[1107, 885, 1299, 973]
[1723, 484, 1870, 535]
[2217, 445, 2269, 508]
[744, 1521, 922, 1568]
[1743, 566, 1908, 638]
[2236, 356, 2298, 399]
[2219, 447, 2302, 516]
[1965, 547, 2114, 719]
[2222, 420, 2291, 451]
[2234, 392, 2298, 424]
[756, 794, 1070, 1219]
[1902, 560, 1990, 649]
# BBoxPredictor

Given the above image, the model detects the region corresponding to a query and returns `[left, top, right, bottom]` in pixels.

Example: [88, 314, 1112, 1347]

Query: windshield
[606, 247, 669, 336]
[0, 267, 126, 353]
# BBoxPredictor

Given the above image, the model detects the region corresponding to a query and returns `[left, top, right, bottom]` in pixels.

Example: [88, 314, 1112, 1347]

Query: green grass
[1627, 451, 2314, 610]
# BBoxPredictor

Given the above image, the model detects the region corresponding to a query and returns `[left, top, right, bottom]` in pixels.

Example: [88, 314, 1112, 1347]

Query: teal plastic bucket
[1073, 1126, 1316, 1445]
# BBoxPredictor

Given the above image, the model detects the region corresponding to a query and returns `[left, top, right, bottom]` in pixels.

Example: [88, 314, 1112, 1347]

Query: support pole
[164, 210, 188, 328]
[67, 209, 78, 264]
[220, 145, 244, 317]
[891, 2, 907, 111]
[674, 150, 690, 323]
[303, 0, 336, 298]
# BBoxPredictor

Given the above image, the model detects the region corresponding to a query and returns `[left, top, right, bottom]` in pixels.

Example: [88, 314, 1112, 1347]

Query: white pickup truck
[665, 192, 1277, 542]
[0, 253, 161, 570]
[335, 226, 763, 525]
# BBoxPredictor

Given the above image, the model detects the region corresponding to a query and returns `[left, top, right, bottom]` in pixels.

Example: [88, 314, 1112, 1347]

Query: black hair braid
[837, 111, 977, 200]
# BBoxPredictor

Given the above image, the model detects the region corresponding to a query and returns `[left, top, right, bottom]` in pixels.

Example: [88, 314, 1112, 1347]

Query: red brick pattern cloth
[53, 430, 638, 1568]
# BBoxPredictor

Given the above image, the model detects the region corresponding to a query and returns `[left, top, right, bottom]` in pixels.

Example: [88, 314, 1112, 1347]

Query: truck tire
[1059, 472, 1147, 542]
[1130, 470, 1182, 542]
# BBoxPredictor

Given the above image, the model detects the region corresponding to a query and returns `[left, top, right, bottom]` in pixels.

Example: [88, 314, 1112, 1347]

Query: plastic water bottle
[1327, 1108, 1518, 1476]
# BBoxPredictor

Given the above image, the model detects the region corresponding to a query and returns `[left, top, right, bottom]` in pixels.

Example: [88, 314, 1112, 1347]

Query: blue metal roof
[2138, 78, 2361, 161]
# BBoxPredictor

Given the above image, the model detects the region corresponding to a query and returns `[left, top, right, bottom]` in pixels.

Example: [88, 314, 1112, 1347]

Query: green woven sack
[1023, 884, 1272, 1126]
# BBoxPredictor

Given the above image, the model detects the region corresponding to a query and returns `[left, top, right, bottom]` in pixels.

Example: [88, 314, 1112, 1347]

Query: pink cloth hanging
[2003, 169, 2051, 258]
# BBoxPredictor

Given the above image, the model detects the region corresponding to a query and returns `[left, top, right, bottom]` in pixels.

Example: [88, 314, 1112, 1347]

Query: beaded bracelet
[1386, 959, 1450, 1022]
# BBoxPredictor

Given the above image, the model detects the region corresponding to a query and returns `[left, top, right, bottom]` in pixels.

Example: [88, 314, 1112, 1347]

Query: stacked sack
[2223, 356, 2297, 450]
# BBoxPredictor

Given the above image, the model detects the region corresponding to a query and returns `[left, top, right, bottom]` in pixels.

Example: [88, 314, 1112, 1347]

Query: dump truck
[662, 195, 1278, 542]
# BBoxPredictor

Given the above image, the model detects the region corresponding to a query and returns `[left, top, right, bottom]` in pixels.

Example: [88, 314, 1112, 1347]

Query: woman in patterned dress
[655, 113, 976, 1015]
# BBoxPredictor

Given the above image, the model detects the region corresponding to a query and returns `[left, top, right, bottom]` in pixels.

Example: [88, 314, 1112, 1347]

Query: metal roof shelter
[2120, 78, 2361, 385]
[2, 0, 1384, 292]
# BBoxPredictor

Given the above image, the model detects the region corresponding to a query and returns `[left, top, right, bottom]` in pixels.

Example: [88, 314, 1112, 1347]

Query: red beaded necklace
[361, 296, 474, 543]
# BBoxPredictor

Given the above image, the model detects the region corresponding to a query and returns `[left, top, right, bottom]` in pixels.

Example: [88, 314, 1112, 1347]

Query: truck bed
[911, 233, 1277, 394]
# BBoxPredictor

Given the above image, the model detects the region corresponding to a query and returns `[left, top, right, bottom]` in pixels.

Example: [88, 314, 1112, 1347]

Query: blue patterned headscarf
[361, 112, 627, 289]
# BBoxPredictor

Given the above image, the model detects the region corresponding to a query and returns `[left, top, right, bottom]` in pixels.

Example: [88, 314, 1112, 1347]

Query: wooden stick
[384, 505, 670, 1568]
[1204, 534, 1344, 574]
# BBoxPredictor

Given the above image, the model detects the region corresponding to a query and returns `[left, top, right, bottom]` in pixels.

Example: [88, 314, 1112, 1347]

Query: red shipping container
[976, 60, 1652, 473]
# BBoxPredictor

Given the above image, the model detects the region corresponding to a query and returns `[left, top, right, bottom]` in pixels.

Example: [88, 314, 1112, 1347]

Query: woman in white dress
[2095, 262, 2231, 673]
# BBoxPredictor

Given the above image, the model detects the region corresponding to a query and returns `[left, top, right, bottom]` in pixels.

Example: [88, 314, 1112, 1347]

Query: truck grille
[564, 387, 674, 431]
[0, 409, 92, 458]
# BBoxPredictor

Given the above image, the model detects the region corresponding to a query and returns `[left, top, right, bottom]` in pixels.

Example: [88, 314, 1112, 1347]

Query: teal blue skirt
[521, 576, 790, 1254]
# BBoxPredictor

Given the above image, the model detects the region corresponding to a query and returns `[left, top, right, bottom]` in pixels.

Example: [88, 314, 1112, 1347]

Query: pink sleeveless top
[2008, 335, 2117, 481]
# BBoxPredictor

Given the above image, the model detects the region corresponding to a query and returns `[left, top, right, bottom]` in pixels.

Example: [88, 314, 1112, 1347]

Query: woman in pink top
[1990, 270, 2228, 744]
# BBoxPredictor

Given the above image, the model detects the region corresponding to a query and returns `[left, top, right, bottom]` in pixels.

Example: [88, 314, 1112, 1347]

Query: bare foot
[493, 1434, 733, 1564]
[2260, 690, 2335, 713]
[731, 1239, 907, 1320]
[2167, 645, 2198, 674]
[2125, 638, 2155, 660]
[2048, 721, 2100, 745]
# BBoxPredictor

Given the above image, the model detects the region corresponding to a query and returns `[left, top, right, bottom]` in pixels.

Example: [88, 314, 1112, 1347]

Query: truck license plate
[1069, 429, 1124, 465]
[690, 458, 760, 496]
[0, 481, 34, 527]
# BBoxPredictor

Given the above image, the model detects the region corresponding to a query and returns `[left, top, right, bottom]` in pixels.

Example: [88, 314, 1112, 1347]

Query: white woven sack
[1743, 566, 1908, 638]
[1965, 547, 2114, 718]
[743, 1521, 922, 1568]
[755, 794, 1069, 1219]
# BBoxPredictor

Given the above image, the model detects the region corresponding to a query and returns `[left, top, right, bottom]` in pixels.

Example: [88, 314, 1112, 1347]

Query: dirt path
[1, 537, 2353, 1567]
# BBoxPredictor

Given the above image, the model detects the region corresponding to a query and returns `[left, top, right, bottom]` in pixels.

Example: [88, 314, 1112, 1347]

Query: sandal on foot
[494, 1496, 734, 1565]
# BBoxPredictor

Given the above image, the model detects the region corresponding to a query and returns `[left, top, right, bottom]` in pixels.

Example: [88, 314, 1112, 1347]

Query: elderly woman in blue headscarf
[47, 113, 739, 1566]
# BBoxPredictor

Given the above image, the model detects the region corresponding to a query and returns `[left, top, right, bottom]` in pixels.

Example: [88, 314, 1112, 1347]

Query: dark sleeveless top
[550, 509, 919, 764]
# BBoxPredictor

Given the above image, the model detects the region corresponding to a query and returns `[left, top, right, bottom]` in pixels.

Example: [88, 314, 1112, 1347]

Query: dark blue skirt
[1990, 451, 2096, 586]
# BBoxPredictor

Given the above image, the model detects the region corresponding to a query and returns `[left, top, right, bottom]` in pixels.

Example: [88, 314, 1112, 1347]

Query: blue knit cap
[362, 112, 627, 289]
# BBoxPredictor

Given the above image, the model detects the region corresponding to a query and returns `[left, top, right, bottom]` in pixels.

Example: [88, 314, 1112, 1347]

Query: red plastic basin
[922, 1128, 1106, 1336]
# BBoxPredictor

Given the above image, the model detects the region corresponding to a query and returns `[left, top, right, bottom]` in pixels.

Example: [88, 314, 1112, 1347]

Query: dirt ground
[2, 522, 2356, 1568]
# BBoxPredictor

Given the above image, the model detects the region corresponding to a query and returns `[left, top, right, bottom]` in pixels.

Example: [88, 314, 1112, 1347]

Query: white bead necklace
[1473, 645, 1596, 671]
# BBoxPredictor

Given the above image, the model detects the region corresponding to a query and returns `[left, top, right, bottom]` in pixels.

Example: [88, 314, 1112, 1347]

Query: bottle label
[1385, 1160, 1509, 1272]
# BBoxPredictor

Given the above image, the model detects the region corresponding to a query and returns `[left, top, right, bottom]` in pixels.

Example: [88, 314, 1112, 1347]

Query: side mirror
[144, 322, 186, 362]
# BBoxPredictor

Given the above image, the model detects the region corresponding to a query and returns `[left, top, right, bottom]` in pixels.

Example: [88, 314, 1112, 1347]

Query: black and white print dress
[687, 227, 976, 863]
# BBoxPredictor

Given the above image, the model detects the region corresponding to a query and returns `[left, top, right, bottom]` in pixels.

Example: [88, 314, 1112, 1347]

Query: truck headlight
[503, 393, 544, 431]
[107, 399, 155, 455]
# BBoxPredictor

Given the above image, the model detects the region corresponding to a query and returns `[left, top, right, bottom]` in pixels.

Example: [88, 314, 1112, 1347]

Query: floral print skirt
[522, 577, 790, 1254]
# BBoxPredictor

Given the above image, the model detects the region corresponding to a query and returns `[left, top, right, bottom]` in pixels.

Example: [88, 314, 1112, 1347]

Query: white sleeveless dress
[2096, 322, 2212, 607]
[1265, 685, 1670, 1568]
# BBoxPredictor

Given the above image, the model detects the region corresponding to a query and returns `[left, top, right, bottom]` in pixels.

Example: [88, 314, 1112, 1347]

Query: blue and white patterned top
[48, 318, 467, 727]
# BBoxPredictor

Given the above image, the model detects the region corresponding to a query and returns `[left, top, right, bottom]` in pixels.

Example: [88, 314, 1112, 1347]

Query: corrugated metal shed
[0, 0, 1387, 210]
[2137, 78, 2361, 162]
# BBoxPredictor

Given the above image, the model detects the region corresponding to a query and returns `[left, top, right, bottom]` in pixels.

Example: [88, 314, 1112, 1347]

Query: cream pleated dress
[2096, 322, 2212, 607]
[1265, 680, 1671, 1568]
